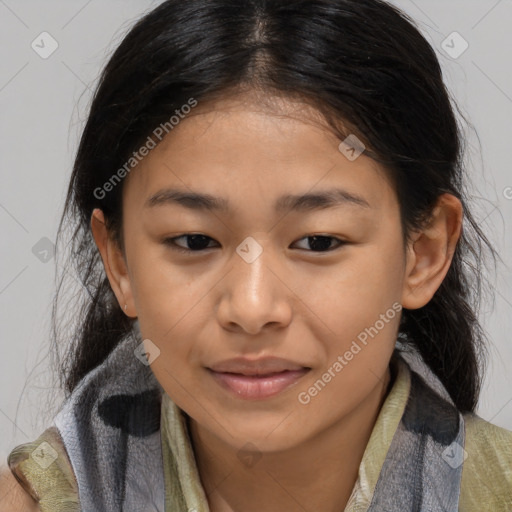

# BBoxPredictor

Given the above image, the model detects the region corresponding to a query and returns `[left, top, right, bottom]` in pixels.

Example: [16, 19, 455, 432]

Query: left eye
[163, 234, 346, 254]
[292, 235, 346, 252]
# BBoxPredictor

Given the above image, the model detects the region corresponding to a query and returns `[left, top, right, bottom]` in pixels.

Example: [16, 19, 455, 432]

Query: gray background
[1, 0, 511, 466]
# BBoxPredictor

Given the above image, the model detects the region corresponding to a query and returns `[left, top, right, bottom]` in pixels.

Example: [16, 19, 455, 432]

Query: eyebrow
[144, 187, 371, 213]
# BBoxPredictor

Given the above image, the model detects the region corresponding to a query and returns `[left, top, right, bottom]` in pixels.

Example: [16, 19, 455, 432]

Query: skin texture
[0, 467, 39, 511]
[91, 91, 463, 512]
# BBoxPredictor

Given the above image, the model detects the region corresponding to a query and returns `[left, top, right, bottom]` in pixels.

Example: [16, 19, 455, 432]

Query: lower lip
[208, 368, 310, 400]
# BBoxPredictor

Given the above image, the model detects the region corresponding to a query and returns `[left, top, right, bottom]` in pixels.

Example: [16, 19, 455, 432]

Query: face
[97, 93, 412, 453]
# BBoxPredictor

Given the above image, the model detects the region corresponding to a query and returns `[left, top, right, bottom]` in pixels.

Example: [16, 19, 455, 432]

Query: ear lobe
[401, 194, 462, 310]
[90, 208, 136, 317]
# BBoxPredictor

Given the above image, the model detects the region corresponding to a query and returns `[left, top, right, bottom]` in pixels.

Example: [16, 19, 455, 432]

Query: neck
[188, 365, 393, 512]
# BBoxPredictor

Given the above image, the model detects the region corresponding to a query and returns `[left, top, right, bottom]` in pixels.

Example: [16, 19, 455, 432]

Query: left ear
[401, 193, 463, 310]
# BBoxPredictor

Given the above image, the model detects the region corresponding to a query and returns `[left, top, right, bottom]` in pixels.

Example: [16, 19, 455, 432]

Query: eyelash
[162, 234, 347, 254]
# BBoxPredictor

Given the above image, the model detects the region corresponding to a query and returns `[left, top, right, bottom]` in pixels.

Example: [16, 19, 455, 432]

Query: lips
[208, 356, 308, 376]
[207, 357, 311, 400]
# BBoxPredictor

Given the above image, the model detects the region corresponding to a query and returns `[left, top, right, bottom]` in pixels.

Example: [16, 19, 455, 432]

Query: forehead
[122, 94, 396, 217]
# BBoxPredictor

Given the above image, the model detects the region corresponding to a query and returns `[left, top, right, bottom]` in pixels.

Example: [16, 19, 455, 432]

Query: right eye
[162, 234, 219, 253]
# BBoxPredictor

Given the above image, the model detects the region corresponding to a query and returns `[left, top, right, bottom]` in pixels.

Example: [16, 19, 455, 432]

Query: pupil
[309, 236, 331, 251]
[188, 235, 210, 250]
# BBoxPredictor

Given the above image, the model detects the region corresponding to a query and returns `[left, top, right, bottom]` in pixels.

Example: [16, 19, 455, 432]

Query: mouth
[207, 368, 311, 400]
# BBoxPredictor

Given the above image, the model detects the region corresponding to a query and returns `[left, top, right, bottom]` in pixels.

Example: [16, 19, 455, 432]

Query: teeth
[251, 371, 287, 377]
[231, 371, 288, 377]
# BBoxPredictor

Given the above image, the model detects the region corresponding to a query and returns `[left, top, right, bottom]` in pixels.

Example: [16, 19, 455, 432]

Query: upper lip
[208, 357, 309, 376]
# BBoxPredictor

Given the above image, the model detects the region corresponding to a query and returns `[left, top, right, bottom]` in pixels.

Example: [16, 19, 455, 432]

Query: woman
[2, 0, 511, 510]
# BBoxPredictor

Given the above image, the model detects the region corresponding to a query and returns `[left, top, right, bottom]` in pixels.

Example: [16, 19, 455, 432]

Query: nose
[216, 235, 293, 335]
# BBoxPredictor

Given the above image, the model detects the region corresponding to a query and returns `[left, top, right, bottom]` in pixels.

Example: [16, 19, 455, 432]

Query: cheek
[127, 247, 213, 370]
[128, 242, 203, 327]
[291, 239, 404, 398]
[297, 243, 404, 333]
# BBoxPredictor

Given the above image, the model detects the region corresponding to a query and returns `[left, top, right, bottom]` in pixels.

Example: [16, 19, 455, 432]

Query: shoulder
[459, 412, 512, 510]
[5, 426, 80, 512]
[0, 465, 40, 511]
